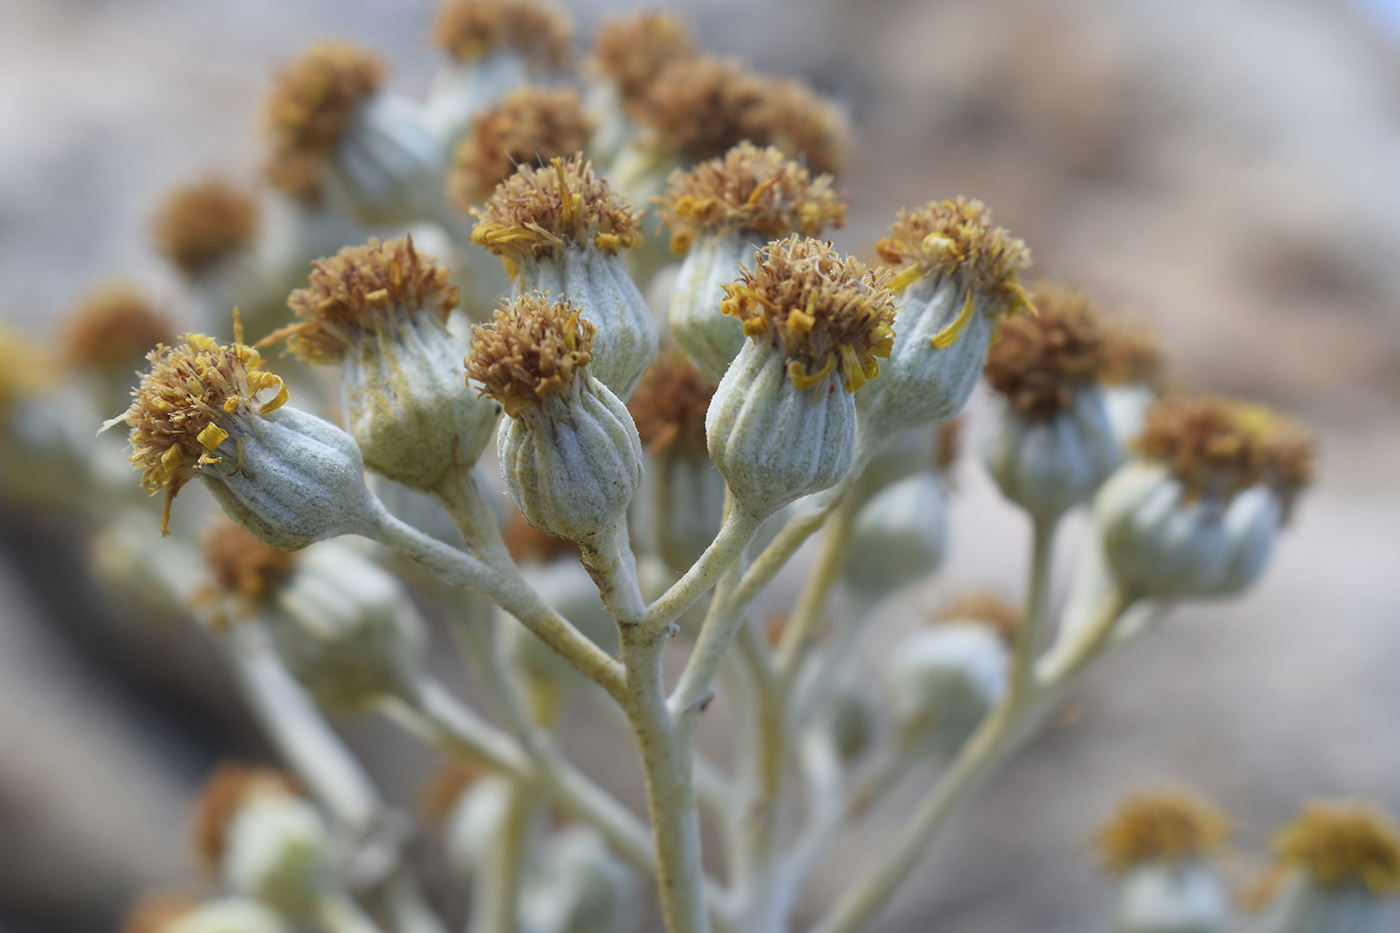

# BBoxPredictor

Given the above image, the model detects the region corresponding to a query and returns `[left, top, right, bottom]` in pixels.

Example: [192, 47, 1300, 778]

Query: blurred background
[3, 0, 1400, 931]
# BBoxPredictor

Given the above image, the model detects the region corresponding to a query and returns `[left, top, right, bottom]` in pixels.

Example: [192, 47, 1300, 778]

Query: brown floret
[121, 895, 199, 933]
[152, 179, 260, 278]
[264, 149, 325, 204]
[1094, 788, 1232, 875]
[1274, 800, 1400, 894]
[588, 12, 696, 108]
[1098, 314, 1165, 388]
[934, 417, 963, 473]
[466, 291, 596, 416]
[501, 510, 579, 564]
[265, 237, 458, 364]
[877, 197, 1032, 320]
[190, 763, 299, 869]
[61, 285, 176, 371]
[449, 88, 598, 208]
[752, 77, 850, 175]
[722, 235, 896, 393]
[472, 155, 643, 264]
[262, 42, 386, 159]
[983, 281, 1106, 420]
[628, 346, 715, 456]
[634, 57, 769, 162]
[655, 142, 847, 254]
[201, 515, 296, 608]
[432, 0, 571, 68]
[933, 589, 1021, 643]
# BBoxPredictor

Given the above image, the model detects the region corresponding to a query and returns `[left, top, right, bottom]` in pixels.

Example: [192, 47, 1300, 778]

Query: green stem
[1010, 515, 1059, 705]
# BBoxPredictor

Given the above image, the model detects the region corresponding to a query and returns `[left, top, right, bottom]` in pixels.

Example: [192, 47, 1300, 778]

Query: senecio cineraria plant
[1, 3, 1393, 933]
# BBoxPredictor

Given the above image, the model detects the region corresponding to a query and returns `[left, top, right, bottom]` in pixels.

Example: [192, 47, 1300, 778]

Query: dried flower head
[467, 291, 596, 416]
[934, 589, 1021, 643]
[267, 237, 458, 364]
[984, 281, 1106, 420]
[472, 156, 643, 265]
[753, 77, 850, 176]
[152, 179, 260, 278]
[61, 285, 176, 371]
[121, 895, 199, 933]
[107, 332, 289, 534]
[420, 762, 488, 822]
[588, 12, 695, 108]
[1094, 788, 1232, 875]
[628, 346, 716, 456]
[878, 197, 1033, 320]
[449, 88, 598, 208]
[501, 510, 578, 564]
[262, 42, 386, 160]
[1099, 315, 1165, 388]
[1137, 394, 1315, 506]
[636, 57, 768, 162]
[191, 763, 299, 869]
[722, 235, 896, 392]
[201, 515, 296, 609]
[1274, 800, 1400, 894]
[264, 149, 325, 203]
[432, 0, 571, 68]
[655, 142, 847, 254]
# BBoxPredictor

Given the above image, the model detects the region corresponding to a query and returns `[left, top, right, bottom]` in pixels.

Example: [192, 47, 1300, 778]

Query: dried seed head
[984, 281, 1106, 420]
[60, 285, 175, 371]
[472, 155, 643, 263]
[1137, 394, 1315, 507]
[628, 346, 715, 456]
[933, 589, 1021, 643]
[268, 237, 458, 364]
[107, 333, 289, 533]
[449, 88, 598, 208]
[501, 510, 578, 564]
[588, 12, 695, 108]
[201, 515, 296, 608]
[878, 197, 1032, 319]
[152, 179, 260, 278]
[262, 42, 386, 160]
[656, 142, 847, 254]
[432, 0, 571, 68]
[467, 291, 596, 416]
[121, 895, 200, 933]
[191, 763, 299, 869]
[1094, 788, 1232, 875]
[264, 149, 325, 203]
[636, 57, 768, 162]
[752, 77, 850, 176]
[420, 762, 488, 822]
[722, 235, 896, 393]
[1099, 314, 1165, 388]
[1274, 800, 1400, 894]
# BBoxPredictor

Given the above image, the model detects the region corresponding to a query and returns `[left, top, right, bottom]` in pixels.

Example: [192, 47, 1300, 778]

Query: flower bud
[473, 156, 656, 398]
[656, 142, 848, 383]
[468, 292, 643, 542]
[885, 620, 1009, 755]
[857, 198, 1033, 452]
[127, 896, 290, 933]
[1096, 395, 1314, 600]
[811, 673, 877, 764]
[192, 765, 331, 918]
[266, 540, 427, 712]
[107, 332, 384, 547]
[842, 471, 949, 599]
[520, 826, 641, 933]
[706, 236, 896, 518]
[268, 237, 499, 494]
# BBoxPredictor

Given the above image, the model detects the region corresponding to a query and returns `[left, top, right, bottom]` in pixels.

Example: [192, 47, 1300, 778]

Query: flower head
[191, 763, 299, 870]
[0, 324, 56, 423]
[656, 142, 847, 254]
[121, 896, 201, 933]
[472, 155, 643, 266]
[722, 235, 896, 392]
[432, 0, 571, 68]
[61, 285, 176, 371]
[588, 12, 696, 111]
[635, 57, 768, 162]
[984, 281, 1106, 420]
[1274, 801, 1400, 894]
[1099, 315, 1164, 389]
[262, 42, 386, 160]
[268, 237, 458, 364]
[201, 515, 296, 612]
[627, 346, 715, 456]
[934, 589, 1022, 644]
[1094, 789, 1232, 875]
[752, 77, 850, 175]
[152, 179, 260, 278]
[449, 88, 597, 207]
[467, 291, 596, 416]
[878, 197, 1032, 321]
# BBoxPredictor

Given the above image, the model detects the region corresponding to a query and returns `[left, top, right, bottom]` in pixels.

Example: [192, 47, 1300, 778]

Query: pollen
[1099, 314, 1165, 389]
[449, 88, 598, 208]
[933, 589, 1022, 643]
[265, 237, 458, 364]
[432, 0, 571, 69]
[201, 515, 296, 610]
[262, 41, 386, 160]
[983, 281, 1106, 420]
[655, 142, 847, 255]
[108, 333, 289, 535]
[120, 895, 199, 933]
[1094, 788, 1232, 875]
[877, 197, 1032, 320]
[588, 12, 696, 112]
[190, 763, 299, 869]
[723, 235, 896, 393]
[628, 346, 716, 456]
[1274, 800, 1400, 895]
[151, 179, 260, 278]
[61, 285, 175, 371]
[466, 291, 596, 416]
[471, 155, 643, 262]
[633, 57, 769, 163]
